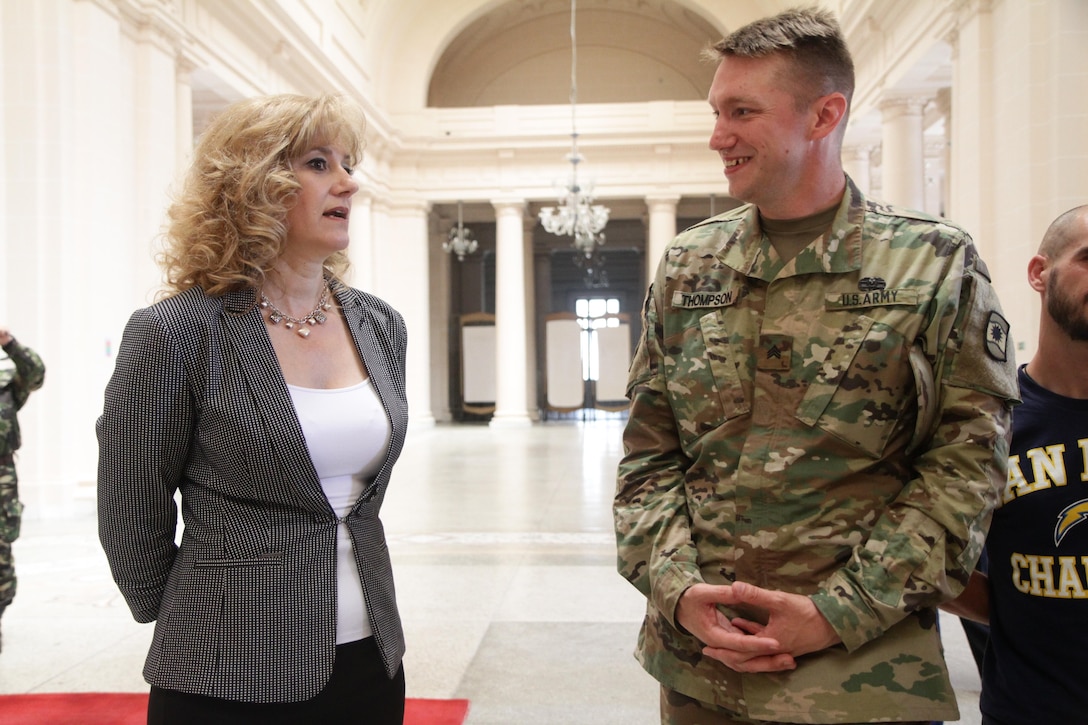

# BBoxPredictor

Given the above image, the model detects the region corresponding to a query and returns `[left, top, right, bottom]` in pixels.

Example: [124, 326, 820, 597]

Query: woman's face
[284, 143, 360, 258]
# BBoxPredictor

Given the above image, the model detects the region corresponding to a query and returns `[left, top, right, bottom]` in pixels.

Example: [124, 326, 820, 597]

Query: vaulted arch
[427, 0, 723, 107]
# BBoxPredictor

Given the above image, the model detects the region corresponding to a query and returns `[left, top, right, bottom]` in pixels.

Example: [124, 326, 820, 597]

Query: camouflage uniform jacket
[615, 178, 1019, 723]
[1, 338, 47, 543]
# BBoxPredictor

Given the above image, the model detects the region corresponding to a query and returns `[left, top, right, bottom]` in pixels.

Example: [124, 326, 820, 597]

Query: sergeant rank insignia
[757, 335, 792, 371]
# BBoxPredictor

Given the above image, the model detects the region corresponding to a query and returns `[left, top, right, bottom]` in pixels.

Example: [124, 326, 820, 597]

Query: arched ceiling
[427, 0, 724, 107]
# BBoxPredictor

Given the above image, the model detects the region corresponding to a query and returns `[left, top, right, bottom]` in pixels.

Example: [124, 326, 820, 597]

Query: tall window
[575, 297, 620, 382]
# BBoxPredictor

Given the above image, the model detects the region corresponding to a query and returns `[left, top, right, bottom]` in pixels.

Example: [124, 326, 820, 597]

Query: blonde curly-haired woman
[98, 94, 408, 724]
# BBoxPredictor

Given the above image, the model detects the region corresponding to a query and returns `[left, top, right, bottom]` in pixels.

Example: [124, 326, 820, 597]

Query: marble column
[521, 214, 539, 421]
[924, 139, 948, 218]
[934, 87, 952, 218]
[842, 145, 873, 196]
[430, 211, 453, 423]
[645, 195, 679, 284]
[490, 199, 533, 427]
[383, 199, 435, 427]
[879, 96, 928, 211]
[348, 191, 375, 292]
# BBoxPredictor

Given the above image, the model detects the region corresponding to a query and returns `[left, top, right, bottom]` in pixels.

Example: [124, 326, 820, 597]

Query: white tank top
[287, 378, 392, 644]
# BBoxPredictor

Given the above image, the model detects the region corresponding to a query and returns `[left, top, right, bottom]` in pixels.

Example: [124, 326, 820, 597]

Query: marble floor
[0, 420, 984, 724]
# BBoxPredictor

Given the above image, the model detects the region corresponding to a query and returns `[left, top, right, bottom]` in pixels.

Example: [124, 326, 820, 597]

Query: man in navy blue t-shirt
[944, 204, 1088, 724]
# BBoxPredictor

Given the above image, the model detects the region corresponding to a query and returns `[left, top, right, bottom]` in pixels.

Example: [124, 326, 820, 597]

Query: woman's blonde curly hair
[160, 93, 367, 297]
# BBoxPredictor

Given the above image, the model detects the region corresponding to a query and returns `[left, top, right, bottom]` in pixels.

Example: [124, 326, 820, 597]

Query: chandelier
[573, 245, 608, 288]
[538, 0, 609, 259]
[443, 200, 478, 262]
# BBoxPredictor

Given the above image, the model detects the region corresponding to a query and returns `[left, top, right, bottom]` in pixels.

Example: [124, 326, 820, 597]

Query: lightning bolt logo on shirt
[1054, 498, 1088, 546]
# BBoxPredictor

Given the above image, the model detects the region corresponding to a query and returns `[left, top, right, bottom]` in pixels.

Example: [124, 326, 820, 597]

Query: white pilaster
[947, 1, 994, 243]
[70, 0, 129, 487]
[175, 57, 194, 171]
[2, 0, 70, 487]
[490, 198, 532, 427]
[126, 9, 182, 303]
[879, 96, 928, 211]
[369, 198, 391, 294]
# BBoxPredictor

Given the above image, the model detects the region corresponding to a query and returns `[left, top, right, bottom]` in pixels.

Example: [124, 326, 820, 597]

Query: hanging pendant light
[444, 200, 478, 262]
[538, 0, 610, 261]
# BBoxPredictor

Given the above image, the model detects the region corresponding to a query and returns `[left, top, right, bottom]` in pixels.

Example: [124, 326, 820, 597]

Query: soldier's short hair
[705, 6, 855, 111]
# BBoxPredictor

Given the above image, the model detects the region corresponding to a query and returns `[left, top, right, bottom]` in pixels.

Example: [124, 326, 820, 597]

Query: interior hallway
[1, 421, 983, 724]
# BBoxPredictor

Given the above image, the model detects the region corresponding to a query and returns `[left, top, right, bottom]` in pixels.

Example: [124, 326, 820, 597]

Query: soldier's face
[1045, 237, 1088, 341]
[707, 54, 814, 218]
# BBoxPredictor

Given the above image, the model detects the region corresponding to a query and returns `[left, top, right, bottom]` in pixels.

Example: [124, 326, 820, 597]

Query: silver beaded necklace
[259, 283, 332, 338]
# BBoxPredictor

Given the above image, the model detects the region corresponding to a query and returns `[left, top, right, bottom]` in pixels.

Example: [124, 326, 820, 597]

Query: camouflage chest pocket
[795, 315, 913, 458]
[664, 310, 750, 439]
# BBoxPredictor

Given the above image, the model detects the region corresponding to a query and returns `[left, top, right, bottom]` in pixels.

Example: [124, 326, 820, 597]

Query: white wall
[948, 0, 1088, 364]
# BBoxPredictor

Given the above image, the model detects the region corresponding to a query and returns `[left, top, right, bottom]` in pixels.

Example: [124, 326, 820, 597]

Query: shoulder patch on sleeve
[984, 311, 1011, 362]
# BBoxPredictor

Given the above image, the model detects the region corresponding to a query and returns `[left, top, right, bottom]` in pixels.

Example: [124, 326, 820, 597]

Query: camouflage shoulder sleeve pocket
[626, 284, 659, 395]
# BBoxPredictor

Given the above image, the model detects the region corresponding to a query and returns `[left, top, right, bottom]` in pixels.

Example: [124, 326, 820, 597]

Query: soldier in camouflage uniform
[0, 328, 46, 651]
[614, 8, 1020, 724]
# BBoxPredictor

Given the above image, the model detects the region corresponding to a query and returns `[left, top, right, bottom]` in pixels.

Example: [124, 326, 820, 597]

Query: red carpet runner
[0, 693, 470, 724]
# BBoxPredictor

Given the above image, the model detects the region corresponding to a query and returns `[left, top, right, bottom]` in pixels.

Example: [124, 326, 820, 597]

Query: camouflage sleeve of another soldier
[0, 329, 47, 413]
[614, 276, 702, 627]
[1, 327, 47, 634]
[1, 327, 47, 492]
[810, 241, 1021, 651]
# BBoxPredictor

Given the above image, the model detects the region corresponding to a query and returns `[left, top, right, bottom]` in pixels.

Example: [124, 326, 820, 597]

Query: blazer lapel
[337, 286, 408, 501]
[220, 289, 332, 514]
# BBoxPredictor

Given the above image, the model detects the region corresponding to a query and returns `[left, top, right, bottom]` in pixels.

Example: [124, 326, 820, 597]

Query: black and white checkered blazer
[96, 282, 408, 703]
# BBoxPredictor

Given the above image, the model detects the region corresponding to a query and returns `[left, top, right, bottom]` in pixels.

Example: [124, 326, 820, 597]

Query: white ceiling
[427, 0, 722, 107]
